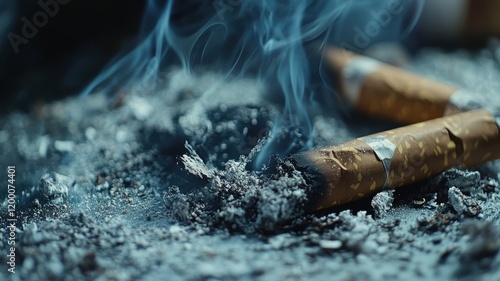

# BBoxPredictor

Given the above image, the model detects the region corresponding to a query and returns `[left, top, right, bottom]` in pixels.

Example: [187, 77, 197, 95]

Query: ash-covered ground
[2, 48, 500, 281]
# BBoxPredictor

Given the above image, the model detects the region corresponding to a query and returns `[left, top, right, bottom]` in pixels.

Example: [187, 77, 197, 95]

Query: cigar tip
[289, 151, 328, 212]
[289, 151, 322, 176]
[289, 150, 312, 167]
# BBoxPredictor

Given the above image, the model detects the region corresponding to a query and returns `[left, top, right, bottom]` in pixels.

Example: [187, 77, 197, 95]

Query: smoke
[81, 0, 423, 168]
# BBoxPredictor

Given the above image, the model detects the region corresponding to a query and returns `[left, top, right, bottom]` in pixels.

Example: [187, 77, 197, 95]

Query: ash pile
[1, 50, 500, 280]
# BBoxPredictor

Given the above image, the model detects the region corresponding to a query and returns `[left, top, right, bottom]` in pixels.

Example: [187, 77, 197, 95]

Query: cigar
[292, 109, 500, 211]
[325, 47, 484, 124]
[417, 0, 500, 42]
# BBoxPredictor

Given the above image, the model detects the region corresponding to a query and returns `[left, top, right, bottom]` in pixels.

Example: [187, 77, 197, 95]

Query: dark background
[0, 1, 147, 113]
[0, 0, 237, 114]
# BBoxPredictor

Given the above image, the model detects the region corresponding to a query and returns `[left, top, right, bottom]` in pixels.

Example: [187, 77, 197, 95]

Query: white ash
[179, 142, 215, 179]
[442, 168, 481, 194]
[448, 187, 481, 217]
[38, 135, 50, 157]
[371, 190, 394, 218]
[488, 178, 499, 190]
[85, 127, 97, 141]
[39, 172, 73, 204]
[319, 239, 342, 250]
[54, 140, 75, 153]
[164, 143, 309, 233]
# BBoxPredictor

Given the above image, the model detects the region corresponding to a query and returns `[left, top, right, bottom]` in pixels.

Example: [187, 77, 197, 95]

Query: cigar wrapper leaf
[325, 48, 485, 124]
[293, 109, 500, 211]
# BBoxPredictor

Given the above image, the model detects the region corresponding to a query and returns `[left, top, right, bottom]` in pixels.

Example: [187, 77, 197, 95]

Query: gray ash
[2, 60, 500, 280]
[38, 172, 72, 204]
[448, 187, 481, 217]
[164, 142, 311, 234]
[371, 191, 395, 218]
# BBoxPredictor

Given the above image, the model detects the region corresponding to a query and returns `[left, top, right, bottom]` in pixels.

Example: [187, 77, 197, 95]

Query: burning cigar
[325, 47, 484, 124]
[292, 109, 500, 211]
